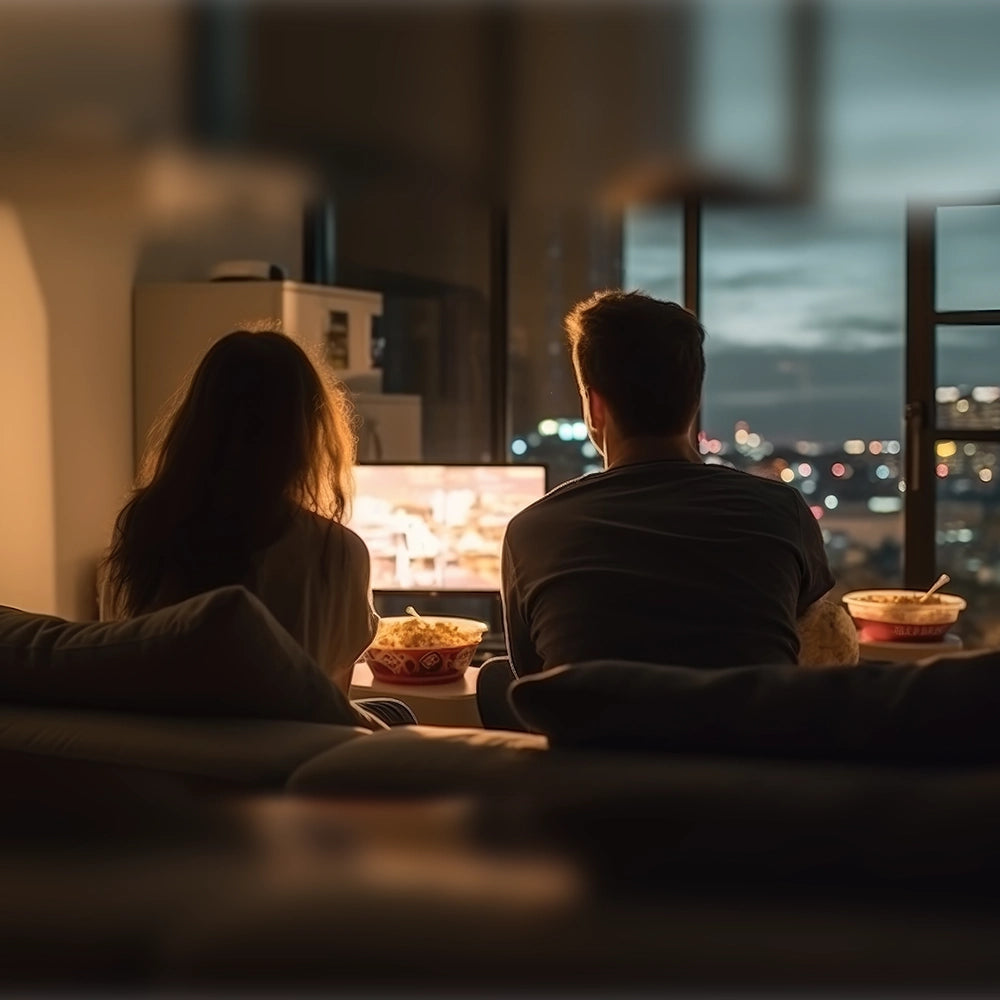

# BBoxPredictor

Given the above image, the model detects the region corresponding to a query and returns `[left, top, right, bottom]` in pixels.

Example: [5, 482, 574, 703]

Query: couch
[3, 585, 1000, 993]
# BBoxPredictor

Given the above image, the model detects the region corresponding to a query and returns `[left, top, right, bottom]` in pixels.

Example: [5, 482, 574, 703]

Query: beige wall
[18, 201, 139, 618]
[0, 204, 57, 613]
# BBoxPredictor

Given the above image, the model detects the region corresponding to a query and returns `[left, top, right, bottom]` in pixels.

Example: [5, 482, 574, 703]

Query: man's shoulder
[694, 461, 803, 503]
[505, 473, 596, 538]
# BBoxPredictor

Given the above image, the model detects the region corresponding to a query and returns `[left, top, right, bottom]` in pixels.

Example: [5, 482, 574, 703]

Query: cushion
[0, 705, 367, 787]
[508, 649, 1000, 762]
[0, 586, 357, 725]
[288, 724, 549, 795]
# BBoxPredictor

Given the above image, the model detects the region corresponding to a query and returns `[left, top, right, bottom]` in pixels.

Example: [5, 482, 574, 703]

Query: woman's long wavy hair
[102, 328, 356, 617]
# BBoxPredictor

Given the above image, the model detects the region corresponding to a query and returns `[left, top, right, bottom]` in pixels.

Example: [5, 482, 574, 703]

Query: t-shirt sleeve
[328, 528, 379, 692]
[501, 527, 543, 677]
[794, 491, 836, 615]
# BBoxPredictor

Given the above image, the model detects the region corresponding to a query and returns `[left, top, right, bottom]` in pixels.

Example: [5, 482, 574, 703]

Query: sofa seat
[0, 705, 368, 790]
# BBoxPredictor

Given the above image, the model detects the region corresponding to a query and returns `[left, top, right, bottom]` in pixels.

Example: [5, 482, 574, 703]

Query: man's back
[501, 459, 834, 674]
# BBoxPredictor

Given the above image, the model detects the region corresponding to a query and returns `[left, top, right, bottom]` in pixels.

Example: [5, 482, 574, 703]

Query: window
[506, 208, 623, 486]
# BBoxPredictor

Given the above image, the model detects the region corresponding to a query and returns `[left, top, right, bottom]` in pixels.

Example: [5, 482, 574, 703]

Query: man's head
[565, 290, 705, 442]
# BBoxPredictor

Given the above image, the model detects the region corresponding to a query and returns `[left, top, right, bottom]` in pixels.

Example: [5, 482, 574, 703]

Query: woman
[100, 328, 402, 725]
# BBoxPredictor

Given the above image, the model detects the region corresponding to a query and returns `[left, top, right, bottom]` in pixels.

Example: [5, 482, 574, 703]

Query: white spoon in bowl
[918, 573, 950, 603]
[404, 605, 424, 621]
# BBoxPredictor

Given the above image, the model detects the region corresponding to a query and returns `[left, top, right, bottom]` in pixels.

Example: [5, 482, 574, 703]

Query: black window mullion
[935, 309, 1000, 326]
[904, 204, 938, 588]
[929, 427, 1000, 443]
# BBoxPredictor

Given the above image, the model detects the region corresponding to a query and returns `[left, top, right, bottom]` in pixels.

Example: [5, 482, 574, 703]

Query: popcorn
[371, 617, 486, 650]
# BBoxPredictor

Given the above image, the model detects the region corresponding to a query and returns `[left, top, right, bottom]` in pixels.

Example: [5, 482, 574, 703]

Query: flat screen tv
[347, 464, 548, 594]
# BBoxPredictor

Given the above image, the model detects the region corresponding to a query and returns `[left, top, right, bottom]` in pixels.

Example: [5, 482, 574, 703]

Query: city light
[936, 386, 960, 403]
[824, 495, 839, 510]
[875, 464, 891, 480]
[964, 443, 978, 456]
[572, 421, 588, 441]
[956, 399, 970, 414]
[936, 440, 957, 458]
[869, 441, 883, 455]
[557, 423, 574, 441]
[868, 497, 902, 514]
[809, 505, 823, 520]
[972, 386, 1000, 403]
[511, 438, 527, 456]
[779, 468, 795, 483]
[936, 463, 949, 478]
[886, 440, 901, 455]
[981, 469, 994, 483]
[538, 419, 558, 436]
[734, 428, 749, 446]
[797, 462, 812, 477]
[581, 442, 598, 459]
[831, 462, 846, 477]
[844, 440, 865, 455]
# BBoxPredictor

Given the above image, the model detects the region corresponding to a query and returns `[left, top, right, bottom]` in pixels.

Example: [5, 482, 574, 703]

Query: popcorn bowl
[842, 589, 966, 642]
[363, 616, 489, 685]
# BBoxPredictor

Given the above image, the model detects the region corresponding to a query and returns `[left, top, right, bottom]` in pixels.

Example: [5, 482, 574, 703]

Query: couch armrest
[0, 706, 368, 789]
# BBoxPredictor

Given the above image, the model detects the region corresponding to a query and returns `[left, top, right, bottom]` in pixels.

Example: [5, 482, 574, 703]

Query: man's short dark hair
[565, 289, 706, 437]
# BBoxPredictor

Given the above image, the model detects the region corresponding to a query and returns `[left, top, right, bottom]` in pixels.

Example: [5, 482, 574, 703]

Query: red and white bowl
[363, 616, 488, 685]
[842, 589, 966, 642]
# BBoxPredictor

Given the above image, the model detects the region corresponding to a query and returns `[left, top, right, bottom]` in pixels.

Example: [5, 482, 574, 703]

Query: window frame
[904, 195, 1000, 586]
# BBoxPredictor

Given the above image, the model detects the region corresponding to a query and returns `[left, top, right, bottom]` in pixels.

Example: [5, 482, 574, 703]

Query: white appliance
[133, 279, 422, 467]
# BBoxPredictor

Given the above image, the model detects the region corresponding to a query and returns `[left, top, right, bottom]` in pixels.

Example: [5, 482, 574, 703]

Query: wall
[0, 204, 56, 613]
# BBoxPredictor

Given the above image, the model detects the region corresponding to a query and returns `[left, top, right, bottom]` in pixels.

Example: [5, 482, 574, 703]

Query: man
[500, 290, 835, 680]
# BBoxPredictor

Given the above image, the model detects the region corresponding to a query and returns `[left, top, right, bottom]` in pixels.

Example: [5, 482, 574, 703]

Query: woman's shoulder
[288, 508, 370, 561]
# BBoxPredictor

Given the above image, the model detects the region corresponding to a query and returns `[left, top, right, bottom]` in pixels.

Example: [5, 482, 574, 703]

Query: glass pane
[936, 442, 1000, 648]
[507, 208, 624, 487]
[936, 206, 1000, 312]
[935, 327, 1000, 430]
[700, 203, 905, 595]
[623, 205, 682, 302]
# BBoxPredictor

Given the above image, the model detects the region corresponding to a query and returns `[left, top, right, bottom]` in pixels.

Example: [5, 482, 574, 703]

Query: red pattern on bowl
[364, 642, 479, 685]
[853, 618, 952, 642]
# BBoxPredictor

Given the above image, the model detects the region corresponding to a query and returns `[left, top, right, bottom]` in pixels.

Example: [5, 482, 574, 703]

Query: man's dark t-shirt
[501, 459, 835, 675]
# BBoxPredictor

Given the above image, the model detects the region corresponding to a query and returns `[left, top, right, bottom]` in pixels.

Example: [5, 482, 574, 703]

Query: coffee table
[350, 662, 482, 727]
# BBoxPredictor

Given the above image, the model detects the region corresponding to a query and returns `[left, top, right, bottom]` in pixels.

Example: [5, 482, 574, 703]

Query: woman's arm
[327, 527, 380, 699]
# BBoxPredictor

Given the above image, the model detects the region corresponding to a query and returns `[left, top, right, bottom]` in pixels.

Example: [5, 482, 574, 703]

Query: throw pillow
[0, 585, 357, 725]
[508, 649, 1000, 762]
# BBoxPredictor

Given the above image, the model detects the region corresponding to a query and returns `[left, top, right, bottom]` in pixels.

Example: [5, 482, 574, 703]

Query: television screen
[348, 464, 548, 593]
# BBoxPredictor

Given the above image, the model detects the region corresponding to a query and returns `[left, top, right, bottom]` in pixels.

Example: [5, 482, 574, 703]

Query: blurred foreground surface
[6, 751, 1000, 994]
